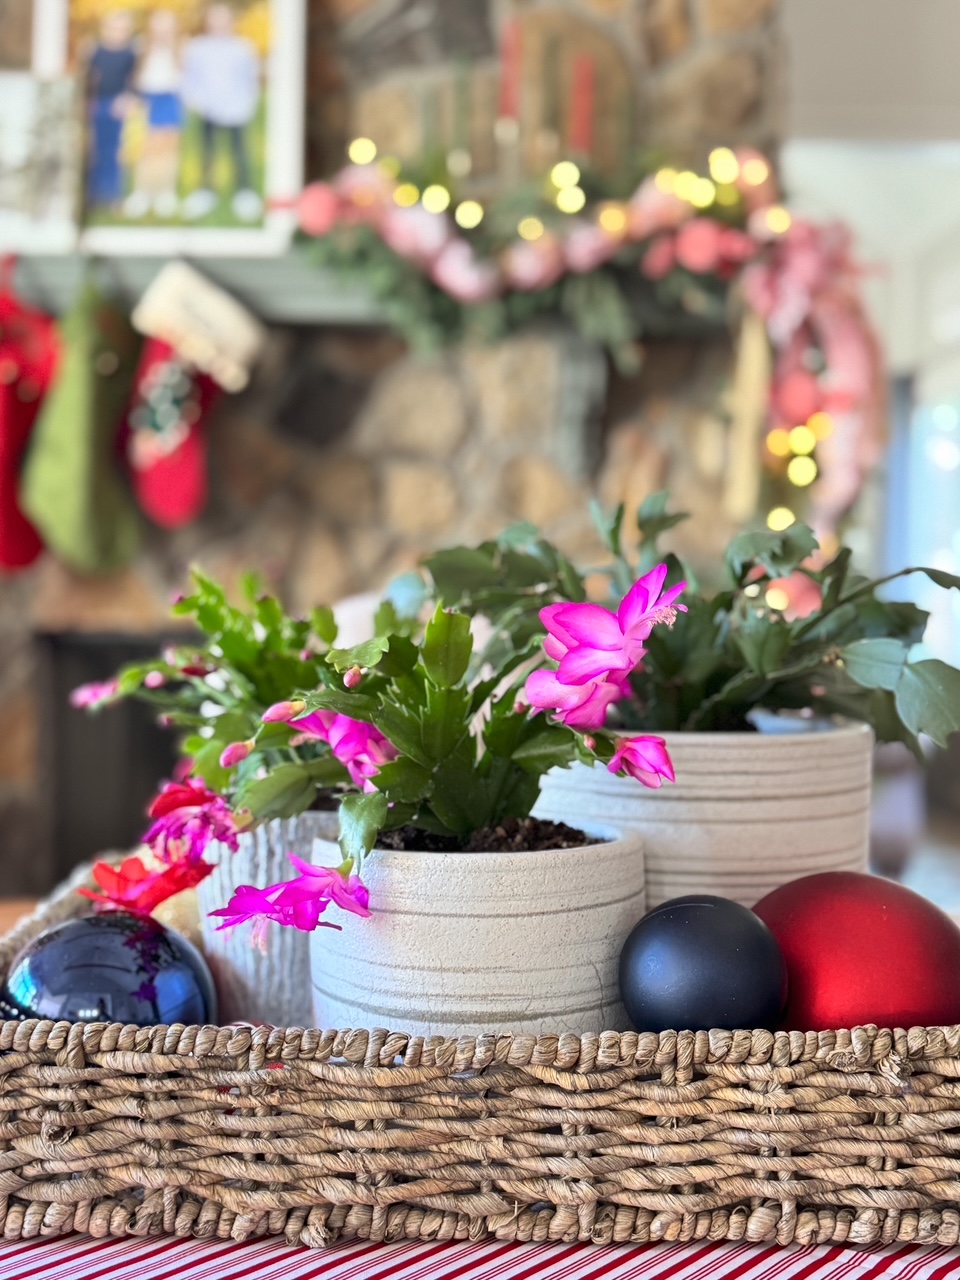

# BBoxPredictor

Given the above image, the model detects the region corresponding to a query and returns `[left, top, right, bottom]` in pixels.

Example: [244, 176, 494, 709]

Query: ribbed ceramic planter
[197, 811, 338, 1026]
[534, 722, 873, 910]
[309, 824, 645, 1037]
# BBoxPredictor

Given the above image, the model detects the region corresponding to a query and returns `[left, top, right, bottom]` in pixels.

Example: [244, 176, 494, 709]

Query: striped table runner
[4, 1235, 960, 1280]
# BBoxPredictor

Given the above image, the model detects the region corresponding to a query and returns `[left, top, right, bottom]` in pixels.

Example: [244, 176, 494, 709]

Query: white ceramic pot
[308, 825, 645, 1037]
[534, 722, 873, 910]
[197, 811, 338, 1026]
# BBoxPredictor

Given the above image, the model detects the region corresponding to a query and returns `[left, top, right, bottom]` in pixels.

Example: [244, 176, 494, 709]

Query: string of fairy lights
[344, 136, 794, 244]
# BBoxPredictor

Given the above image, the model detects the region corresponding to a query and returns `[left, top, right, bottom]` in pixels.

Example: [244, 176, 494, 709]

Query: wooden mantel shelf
[13, 250, 386, 326]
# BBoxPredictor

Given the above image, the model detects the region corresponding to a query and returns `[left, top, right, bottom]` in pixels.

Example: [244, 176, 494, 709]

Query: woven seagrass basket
[3, 864, 960, 1250]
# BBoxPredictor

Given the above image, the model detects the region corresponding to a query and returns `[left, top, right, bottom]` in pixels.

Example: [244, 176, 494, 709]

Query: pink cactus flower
[525, 668, 632, 730]
[210, 853, 371, 940]
[143, 778, 239, 864]
[608, 735, 675, 788]
[539, 564, 686, 687]
[261, 702, 396, 792]
[70, 679, 120, 709]
[219, 740, 254, 769]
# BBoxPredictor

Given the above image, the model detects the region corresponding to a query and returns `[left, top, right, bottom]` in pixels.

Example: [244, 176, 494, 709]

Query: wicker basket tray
[3, 868, 960, 1250]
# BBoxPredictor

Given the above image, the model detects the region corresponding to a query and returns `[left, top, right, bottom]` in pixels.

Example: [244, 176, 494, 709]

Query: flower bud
[144, 670, 166, 689]
[343, 665, 363, 689]
[262, 699, 306, 723]
[220, 740, 255, 768]
[582, 735, 596, 752]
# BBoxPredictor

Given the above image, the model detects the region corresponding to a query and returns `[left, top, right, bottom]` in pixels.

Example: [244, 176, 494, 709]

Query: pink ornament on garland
[298, 182, 340, 237]
[502, 233, 565, 291]
[431, 239, 502, 303]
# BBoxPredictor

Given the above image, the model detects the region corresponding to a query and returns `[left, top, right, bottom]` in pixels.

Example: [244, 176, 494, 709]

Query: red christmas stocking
[0, 261, 58, 570]
[124, 338, 221, 529]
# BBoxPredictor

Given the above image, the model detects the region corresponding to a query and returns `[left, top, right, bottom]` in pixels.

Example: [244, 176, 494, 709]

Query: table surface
[3, 1234, 960, 1280]
[2, 902, 960, 1277]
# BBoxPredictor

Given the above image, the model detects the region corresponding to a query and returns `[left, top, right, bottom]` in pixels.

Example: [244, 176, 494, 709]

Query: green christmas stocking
[22, 281, 142, 574]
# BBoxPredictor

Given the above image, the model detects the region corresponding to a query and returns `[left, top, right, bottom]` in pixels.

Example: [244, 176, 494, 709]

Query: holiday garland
[298, 145, 885, 544]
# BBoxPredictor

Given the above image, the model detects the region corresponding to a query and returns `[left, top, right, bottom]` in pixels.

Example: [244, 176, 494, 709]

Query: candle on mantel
[497, 18, 522, 130]
[569, 52, 595, 157]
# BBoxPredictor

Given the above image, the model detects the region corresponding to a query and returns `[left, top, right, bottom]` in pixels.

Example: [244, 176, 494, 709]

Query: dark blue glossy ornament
[618, 894, 787, 1033]
[0, 911, 217, 1026]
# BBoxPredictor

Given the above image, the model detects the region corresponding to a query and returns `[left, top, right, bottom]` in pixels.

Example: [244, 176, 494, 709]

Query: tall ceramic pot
[197, 811, 338, 1026]
[309, 825, 645, 1037]
[534, 722, 873, 909]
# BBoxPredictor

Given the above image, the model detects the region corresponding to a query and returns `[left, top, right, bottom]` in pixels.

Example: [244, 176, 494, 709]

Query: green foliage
[298, 601, 593, 849]
[431, 494, 960, 751]
[81, 566, 346, 816]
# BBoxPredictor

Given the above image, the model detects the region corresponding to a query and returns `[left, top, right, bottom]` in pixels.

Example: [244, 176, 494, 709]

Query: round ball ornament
[0, 911, 217, 1026]
[618, 894, 788, 1032]
[753, 871, 960, 1031]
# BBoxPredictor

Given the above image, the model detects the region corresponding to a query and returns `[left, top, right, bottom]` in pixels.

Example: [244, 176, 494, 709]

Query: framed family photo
[0, 0, 304, 255]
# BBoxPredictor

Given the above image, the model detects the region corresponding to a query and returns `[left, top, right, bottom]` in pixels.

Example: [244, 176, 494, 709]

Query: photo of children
[70, 0, 301, 242]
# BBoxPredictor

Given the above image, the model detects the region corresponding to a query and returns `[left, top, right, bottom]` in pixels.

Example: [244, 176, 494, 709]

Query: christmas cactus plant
[423, 493, 960, 752]
[74, 559, 682, 935]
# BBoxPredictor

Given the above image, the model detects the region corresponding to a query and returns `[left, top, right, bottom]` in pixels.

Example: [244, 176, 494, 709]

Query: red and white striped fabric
[3, 1236, 960, 1280]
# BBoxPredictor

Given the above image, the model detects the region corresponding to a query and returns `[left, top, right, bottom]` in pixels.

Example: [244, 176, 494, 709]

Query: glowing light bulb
[347, 137, 377, 165]
[744, 583, 761, 598]
[393, 183, 419, 207]
[551, 160, 581, 189]
[767, 506, 795, 531]
[808, 411, 834, 440]
[765, 428, 791, 458]
[673, 170, 699, 201]
[765, 587, 790, 612]
[447, 148, 472, 177]
[709, 147, 740, 185]
[598, 203, 628, 234]
[788, 425, 817, 455]
[654, 167, 678, 193]
[742, 157, 770, 186]
[764, 206, 792, 235]
[518, 216, 545, 241]
[454, 199, 484, 229]
[689, 178, 716, 209]
[787, 455, 818, 486]
[422, 184, 451, 213]
[556, 186, 586, 214]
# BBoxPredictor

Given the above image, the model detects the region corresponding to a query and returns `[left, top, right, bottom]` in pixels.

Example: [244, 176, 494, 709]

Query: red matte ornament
[753, 871, 960, 1031]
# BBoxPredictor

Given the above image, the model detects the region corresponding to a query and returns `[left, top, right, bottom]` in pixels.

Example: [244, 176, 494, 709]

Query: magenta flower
[210, 853, 371, 944]
[261, 703, 397, 792]
[525, 669, 631, 730]
[541, 564, 686, 687]
[608, 735, 675, 789]
[143, 778, 239, 865]
[219, 740, 254, 768]
[70, 679, 120, 709]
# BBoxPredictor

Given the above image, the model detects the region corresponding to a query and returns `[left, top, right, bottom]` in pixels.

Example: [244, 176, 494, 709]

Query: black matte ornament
[618, 895, 788, 1032]
[0, 911, 217, 1026]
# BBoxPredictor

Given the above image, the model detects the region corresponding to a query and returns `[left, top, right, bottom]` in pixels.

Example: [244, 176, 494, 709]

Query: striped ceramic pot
[534, 722, 873, 910]
[308, 824, 645, 1038]
[197, 811, 338, 1026]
